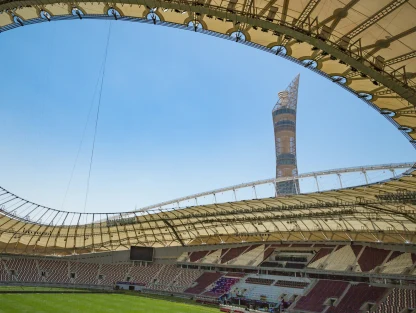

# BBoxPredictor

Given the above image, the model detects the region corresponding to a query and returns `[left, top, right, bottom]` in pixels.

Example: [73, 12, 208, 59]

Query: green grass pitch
[0, 293, 220, 313]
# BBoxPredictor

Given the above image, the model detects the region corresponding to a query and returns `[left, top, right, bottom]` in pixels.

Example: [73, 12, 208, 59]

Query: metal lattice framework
[0, 0, 416, 254]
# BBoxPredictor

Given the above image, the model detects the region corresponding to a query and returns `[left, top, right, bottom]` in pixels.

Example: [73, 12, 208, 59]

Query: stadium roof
[0, 167, 415, 255]
[0, 0, 415, 254]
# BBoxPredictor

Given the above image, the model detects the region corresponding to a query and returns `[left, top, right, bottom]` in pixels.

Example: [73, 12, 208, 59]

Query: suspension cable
[60, 61, 104, 211]
[83, 22, 113, 214]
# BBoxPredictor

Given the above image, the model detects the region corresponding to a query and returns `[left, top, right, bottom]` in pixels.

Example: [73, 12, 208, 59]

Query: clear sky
[0, 19, 415, 214]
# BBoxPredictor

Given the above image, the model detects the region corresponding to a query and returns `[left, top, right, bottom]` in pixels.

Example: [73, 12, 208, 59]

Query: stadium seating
[200, 250, 221, 264]
[38, 259, 70, 284]
[226, 272, 245, 278]
[231, 274, 310, 303]
[221, 247, 248, 264]
[3, 258, 39, 282]
[376, 288, 416, 313]
[245, 277, 275, 285]
[189, 250, 211, 262]
[263, 246, 275, 260]
[203, 276, 240, 297]
[260, 261, 284, 268]
[285, 262, 305, 269]
[294, 280, 349, 313]
[274, 280, 309, 289]
[184, 272, 223, 294]
[70, 262, 99, 285]
[129, 263, 163, 285]
[232, 245, 265, 266]
[99, 264, 131, 286]
[326, 284, 387, 313]
[0, 245, 415, 312]
[324, 246, 357, 271]
[355, 246, 391, 272]
[151, 265, 183, 291]
[0, 259, 10, 281]
[382, 252, 414, 274]
[307, 247, 333, 269]
[167, 268, 203, 293]
[232, 283, 280, 302]
[176, 252, 189, 262]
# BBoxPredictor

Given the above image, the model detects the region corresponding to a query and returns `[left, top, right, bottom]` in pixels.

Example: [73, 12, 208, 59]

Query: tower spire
[272, 74, 300, 195]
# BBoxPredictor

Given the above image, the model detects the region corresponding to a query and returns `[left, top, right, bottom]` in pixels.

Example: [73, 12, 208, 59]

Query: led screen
[130, 246, 154, 261]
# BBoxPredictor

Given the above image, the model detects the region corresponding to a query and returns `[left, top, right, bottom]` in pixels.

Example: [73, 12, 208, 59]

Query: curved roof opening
[0, 18, 414, 214]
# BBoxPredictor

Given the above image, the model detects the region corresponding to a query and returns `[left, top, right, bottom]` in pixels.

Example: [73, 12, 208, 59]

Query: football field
[0, 293, 219, 313]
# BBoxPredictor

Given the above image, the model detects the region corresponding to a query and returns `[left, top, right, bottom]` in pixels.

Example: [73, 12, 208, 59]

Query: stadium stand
[324, 246, 358, 271]
[307, 248, 334, 269]
[293, 280, 349, 312]
[184, 272, 222, 294]
[226, 272, 245, 278]
[99, 263, 131, 286]
[0, 245, 415, 311]
[38, 259, 70, 284]
[233, 282, 282, 302]
[263, 246, 275, 260]
[176, 252, 189, 262]
[285, 262, 305, 269]
[245, 277, 274, 285]
[260, 262, 284, 268]
[231, 274, 311, 303]
[382, 252, 414, 274]
[129, 263, 164, 285]
[3, 258, 39, 282]
[221, 247, 248, 264]
[70, 262, 99, 285]
[203, 276, 240, 297]
[355, 246, 391, 272]
[151, 265, 183, 290]
[376, 288, 416, 313]
[0, 259, 10, 281]
[274, 280, 309, 289]
[200, 250, 221, 264]
[232, 245, 264, 266]
[275, 255, 308, 262]
[325, 284, 387, 313]
[167, 268, 203, 293]
[189, 250, 211, 263]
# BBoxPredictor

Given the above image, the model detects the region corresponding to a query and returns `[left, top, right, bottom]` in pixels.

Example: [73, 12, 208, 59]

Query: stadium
[0, 0, 416, 312]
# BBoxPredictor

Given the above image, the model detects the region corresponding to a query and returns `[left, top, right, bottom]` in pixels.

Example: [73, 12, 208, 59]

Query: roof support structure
[0, 0, 415, 253]
[344, 0, 409, 39]
[0, 0, 414, 106]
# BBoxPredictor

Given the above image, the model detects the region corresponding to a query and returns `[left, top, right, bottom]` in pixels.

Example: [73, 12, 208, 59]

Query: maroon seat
[294, 280, 349, 313]
[184, 272, 222, 294]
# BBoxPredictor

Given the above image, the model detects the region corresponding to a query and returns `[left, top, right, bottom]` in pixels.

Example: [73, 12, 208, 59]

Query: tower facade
[272, 74, 300, 195]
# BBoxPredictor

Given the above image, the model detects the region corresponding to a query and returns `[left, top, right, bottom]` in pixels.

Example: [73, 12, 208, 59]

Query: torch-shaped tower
[272, 74, 300, 195]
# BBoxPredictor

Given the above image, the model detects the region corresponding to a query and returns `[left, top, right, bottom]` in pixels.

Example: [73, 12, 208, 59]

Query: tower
[272, 74, 300, 195]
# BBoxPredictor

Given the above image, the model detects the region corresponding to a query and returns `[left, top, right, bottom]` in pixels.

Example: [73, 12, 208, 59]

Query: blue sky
[0, 19, 415, 213]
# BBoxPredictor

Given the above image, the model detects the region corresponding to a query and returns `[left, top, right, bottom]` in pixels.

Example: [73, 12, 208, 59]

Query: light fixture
[163, 8, 168, 12]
